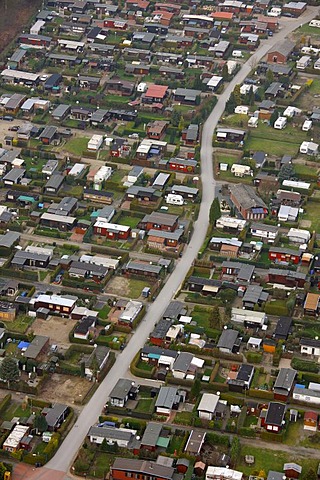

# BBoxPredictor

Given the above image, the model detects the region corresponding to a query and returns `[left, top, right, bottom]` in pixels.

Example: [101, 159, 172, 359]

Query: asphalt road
[46, 8, 318, 475]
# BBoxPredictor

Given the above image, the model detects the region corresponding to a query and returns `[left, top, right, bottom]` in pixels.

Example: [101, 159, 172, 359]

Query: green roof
[156, 437, 170, 448]
[18, 195, 36, 203]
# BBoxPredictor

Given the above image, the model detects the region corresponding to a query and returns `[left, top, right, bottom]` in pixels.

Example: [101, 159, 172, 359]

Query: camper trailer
[302, 120, 312, 131]
[231, 164, 252, 177]
[267, 7, 281, 16]
[248, 116, 258, 127]
[232, 50, 243, 58]
[274, 117, 287, 130]
[166, 194, 184, 205]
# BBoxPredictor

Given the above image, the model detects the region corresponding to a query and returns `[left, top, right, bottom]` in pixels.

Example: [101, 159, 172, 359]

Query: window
[126, 473, 132, 478]
[63, 307, 69, 312]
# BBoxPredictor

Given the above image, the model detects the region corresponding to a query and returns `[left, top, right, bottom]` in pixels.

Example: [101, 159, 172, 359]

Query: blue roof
[18, 341, 30, 349]
[148, 353, 160, 359]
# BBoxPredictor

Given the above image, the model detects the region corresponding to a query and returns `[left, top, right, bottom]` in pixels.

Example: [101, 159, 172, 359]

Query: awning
[202, 285, 219, 293]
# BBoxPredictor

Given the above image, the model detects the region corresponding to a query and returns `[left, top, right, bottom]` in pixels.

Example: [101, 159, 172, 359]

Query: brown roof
[112, 459, 174, 479]
[145, 84, 168, 99]
[304, 293, 320, 311]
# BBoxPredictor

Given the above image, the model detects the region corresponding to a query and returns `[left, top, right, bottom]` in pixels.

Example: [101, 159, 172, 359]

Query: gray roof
[141, 422, 162, 446]
[39, 125, 57, 140]
[84, 346, 110, 370]
[268, 268, 306, 280]
[142, 211, 178, 227]
[155, 386, 178, 409]
[172, 352, 194, 373]
[217, 329, 239, 350]
[88, 426, 134, 442]
[229, 184, 267, 211]
[52, 104, 70, 118]
[110, 378, 134, 400]
[269, 39, 295, 58]
[112, 459, 174, 480]
[25, 335, 49, 359]
[293, 386, 320, 398]
[3, 168, 25, 183]
[163, 301, 185, 320]
[151, 319, 172, 339]
[9, 49, 26, 63]
[251, 222, 278, 233]
[267, 472, 285, 480]
[243, 285, 268, 304]
[91, 109, 108, 123]
[45, 403, 68, 428]
[45, 173, 64, 190]
[124, 260, 162, 275]
[0, 231, 20, 248]
[300, 337, 320, 348]
[221, 261, 255, 282]
[175, 88, 201, 99]
[274, 368, 296, 392]
[147, 229, 184, 241]
[171, 185, 198, 196]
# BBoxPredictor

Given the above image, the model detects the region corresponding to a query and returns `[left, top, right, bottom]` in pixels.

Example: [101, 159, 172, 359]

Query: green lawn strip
[167, 435, 185, 454]
[245, 137, 299, 157]
[118, 215, 141, 229]
[300, 200, 320, 231]
[64, 137, 90, 156]
[135, 398, 154, 413]
[127, 278, 153, 298]
[237, 445, 318, 475]
[5, 314, 34, 334]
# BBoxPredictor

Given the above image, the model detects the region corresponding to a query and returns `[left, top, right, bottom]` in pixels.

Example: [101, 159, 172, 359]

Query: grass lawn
[192, 305, 221, 330]
[135, 398, 154, 413]
[63, 137, 90, 156]
[294, 163, 318, 179]
[193, 267, 211, 278]
[244, 416, 258, 428]
[245, 133, 300, 157]
[6, 314, 34, 334]
[237, 445, 319, 476]
[136, 360, 153, 372]
[2, 402, 32, 421]
[39, 271, 48, 282]
[91, 452, 115, 478]
[110, 169, 126, 183]
[174, 411, 194, 425]
[106, 94, 131, 104]
[295, 23, 320, 36]
[118, 215, 141, 229]
[214, 151, 252, 184]
[167, 435, 185, 454]
[127, 278, 153, 298]
[98, 304, 111, 320]
[300, 200, 320, 231]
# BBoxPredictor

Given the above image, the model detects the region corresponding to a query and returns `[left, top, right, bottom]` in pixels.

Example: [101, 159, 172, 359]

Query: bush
[291, 358, 319, 373]
[245, 352, 263, 364]
[0, 394, 11, 416]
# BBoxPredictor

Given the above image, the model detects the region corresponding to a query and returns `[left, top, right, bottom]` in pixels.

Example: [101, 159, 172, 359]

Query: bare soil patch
[107, 276, 130, 296]
[40, 373, 92, 405]
[29, 316, 76, 347]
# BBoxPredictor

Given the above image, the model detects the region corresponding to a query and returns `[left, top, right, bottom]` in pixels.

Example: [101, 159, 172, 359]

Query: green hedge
[291, 357, 319, 373]
[27, 398, 51, 408]
[0, 394, 11, 416]
[130, 351, 155, 379]
[248, 389, 274, 400]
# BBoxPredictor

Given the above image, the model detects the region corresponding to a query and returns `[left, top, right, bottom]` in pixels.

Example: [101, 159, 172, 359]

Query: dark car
[3, 115, 14, 121]
[9, 125, 19, 131]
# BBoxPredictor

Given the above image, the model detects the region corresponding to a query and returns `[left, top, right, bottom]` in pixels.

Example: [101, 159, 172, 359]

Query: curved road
[44, 8, 318, 476]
